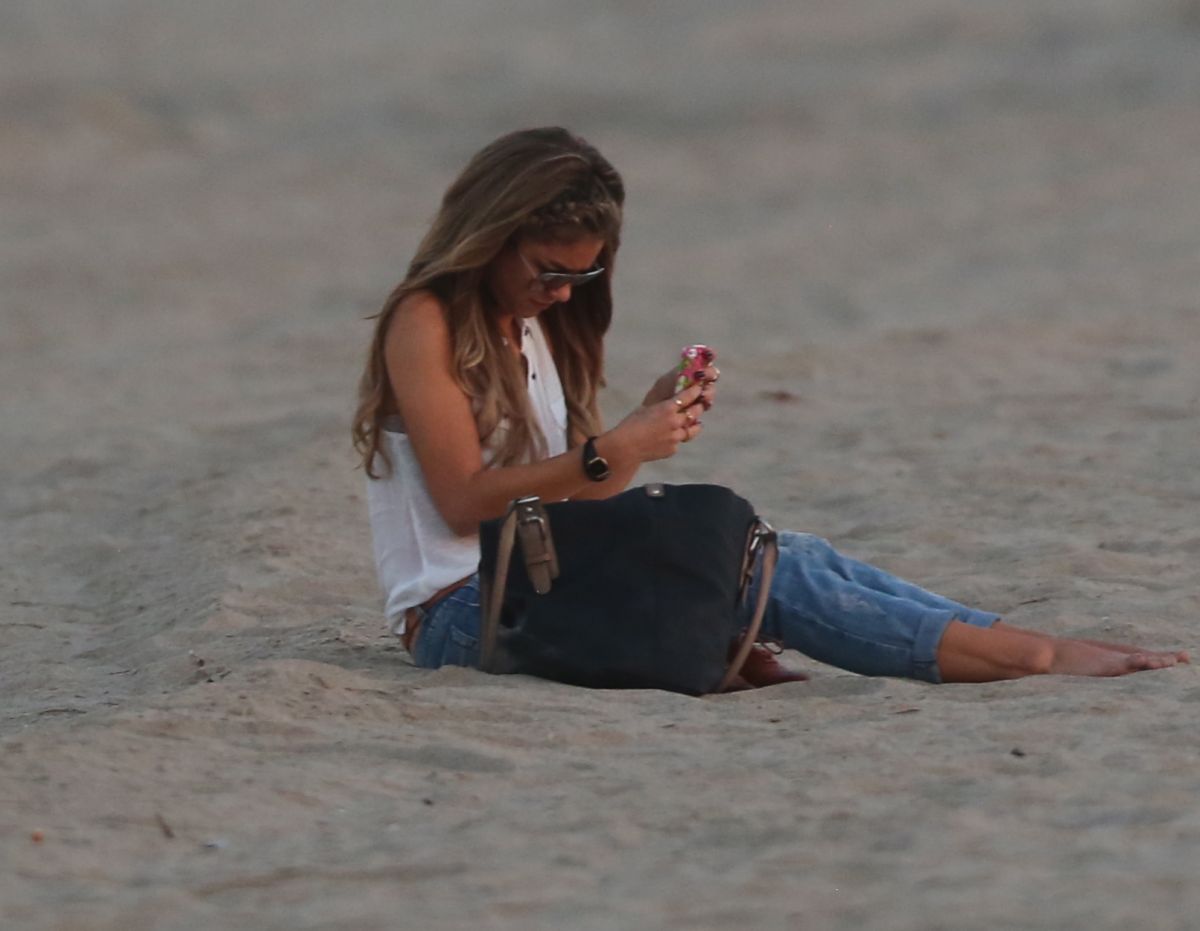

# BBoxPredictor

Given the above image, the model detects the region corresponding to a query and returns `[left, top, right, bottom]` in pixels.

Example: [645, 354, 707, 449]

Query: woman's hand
[641, 363, 721, 411]
[606, 383, 706, 463]
[641, 368, 680, 406]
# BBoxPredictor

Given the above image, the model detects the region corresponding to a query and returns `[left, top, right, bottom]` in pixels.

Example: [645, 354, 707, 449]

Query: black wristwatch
[581, 436, 611, 482]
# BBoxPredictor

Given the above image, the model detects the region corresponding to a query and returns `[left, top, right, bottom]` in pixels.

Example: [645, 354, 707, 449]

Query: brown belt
[401, 575, 473, 653]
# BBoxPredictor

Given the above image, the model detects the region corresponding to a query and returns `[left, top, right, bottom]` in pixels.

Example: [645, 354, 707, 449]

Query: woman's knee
[778, 531, 832, 558]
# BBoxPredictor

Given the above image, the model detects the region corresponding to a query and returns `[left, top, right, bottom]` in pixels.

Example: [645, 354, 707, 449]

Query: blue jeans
[409, 532, 999, 683]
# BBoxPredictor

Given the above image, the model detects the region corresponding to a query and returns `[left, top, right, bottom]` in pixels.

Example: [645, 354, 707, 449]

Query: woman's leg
[748, 533, 1186, 682]
[748, 533, 999, 682]
[937, 621, 1187, 681]
[794, 533, 1188, 672]
[783, 533, 996, 624]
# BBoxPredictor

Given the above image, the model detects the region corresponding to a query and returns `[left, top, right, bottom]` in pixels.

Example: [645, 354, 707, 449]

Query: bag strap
[717, 520, 778, 693]
[480, 496, 557, 673]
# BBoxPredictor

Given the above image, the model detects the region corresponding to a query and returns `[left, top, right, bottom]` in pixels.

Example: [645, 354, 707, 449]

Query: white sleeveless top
[366, 319, 569, 636]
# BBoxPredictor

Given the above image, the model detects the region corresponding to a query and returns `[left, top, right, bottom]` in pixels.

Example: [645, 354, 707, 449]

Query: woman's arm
[567, 432, 641, 501]
[570, 358, 720, 502]
[386, 293, 703, 534]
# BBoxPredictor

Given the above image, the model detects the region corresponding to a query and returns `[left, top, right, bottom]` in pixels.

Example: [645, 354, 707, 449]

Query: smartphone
[674, 344, 716, 393]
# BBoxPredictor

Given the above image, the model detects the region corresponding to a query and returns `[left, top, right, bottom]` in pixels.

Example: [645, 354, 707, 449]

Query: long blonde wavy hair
[352, 127, 625, 479]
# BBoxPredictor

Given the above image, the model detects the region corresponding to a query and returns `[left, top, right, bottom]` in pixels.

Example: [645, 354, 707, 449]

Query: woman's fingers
[674, 387, 705, 440]
[644, 383, 704, 455]
[672, 412, 703, 444]
[616, 385, 706, 461]
[672, 404, 702, 429]
[671, 382, 704, 409]
[699, 365, 719, 409]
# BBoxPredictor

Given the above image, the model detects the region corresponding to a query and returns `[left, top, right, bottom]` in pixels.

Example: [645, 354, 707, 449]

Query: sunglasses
[517, 250, 605, 296]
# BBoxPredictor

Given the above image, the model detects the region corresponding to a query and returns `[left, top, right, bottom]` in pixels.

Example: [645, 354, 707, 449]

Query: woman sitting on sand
[352, 126, 1186, 686]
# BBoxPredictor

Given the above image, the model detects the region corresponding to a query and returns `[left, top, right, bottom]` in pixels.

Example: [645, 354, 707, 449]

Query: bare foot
[1075, 640, 1189, 664]
[1048, 640, 1184, 677]
[994, 622, 1190, 667]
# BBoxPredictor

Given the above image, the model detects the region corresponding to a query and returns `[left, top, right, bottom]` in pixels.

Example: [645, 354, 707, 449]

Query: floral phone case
[674, 344, 716, 393]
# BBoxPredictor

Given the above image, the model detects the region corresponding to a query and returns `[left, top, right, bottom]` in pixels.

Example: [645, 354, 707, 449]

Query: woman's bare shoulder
[383, 288, 463, 421]
[386, 289, 451, 350]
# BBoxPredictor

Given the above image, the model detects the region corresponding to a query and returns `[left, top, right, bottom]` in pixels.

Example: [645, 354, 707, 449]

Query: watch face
[585, 456, 610, 481]
[583, 437, 609, 481]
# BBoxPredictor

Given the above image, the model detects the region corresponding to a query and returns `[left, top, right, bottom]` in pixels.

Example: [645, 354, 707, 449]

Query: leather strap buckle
[739, 517, 776, 596]
[481, 495, 559, 672]
[513, 496, 559, 594]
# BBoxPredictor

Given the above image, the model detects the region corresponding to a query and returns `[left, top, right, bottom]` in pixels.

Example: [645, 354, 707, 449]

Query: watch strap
[582, 436, 610, 481]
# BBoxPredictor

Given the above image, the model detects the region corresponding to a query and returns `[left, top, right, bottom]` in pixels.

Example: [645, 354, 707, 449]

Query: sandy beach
[3, 1, 1200, 928]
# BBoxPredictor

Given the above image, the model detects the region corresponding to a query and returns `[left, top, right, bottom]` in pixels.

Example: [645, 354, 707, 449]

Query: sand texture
[3, 1, 1200, 928]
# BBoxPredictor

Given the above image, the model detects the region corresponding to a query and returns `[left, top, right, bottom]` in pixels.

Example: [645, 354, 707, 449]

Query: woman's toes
[1130, 652, 1178, 671]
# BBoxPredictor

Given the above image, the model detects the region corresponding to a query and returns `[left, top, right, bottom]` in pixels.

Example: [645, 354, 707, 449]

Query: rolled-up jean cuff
[965, 609, 1003, 628]
[912, 609, 1002, 683]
